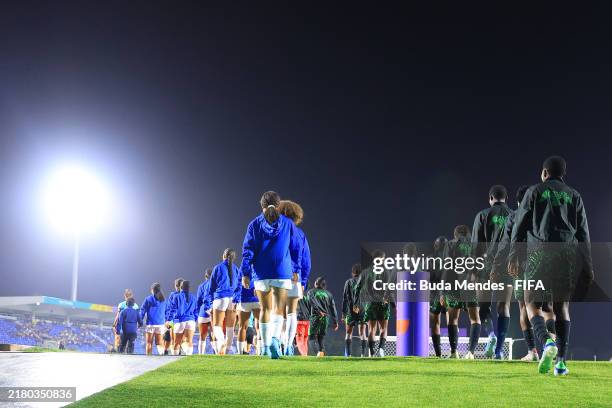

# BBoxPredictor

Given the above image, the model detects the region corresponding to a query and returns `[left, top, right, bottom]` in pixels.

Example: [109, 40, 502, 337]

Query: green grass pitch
[73, 356, 612, 407]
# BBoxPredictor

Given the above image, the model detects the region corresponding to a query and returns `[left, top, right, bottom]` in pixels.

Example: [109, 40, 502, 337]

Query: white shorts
[173, 320, 196, 334]
[145, 324, 165, 335]
[287, 281, 303, 298]
[197, 316, 211, 324]
[212, 297, 235, 312]
[254, 279, 293, 292]
[237, 302, 260, 313]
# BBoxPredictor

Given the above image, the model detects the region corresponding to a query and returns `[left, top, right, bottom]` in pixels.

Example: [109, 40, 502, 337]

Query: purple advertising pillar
[396, 270, 429, 357]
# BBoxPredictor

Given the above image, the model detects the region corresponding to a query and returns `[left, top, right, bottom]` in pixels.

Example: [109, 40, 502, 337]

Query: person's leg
[238, 311, 250, 354]
[447, 307, 460, 358]
[212, 309, 227, 354]
[308, 316, 320, 355]
[127, 333, 136, 354]
[378, 319, 389, 356]
[367, 320, 377, 357]
[257, 289, 274, 355]
[554, 301, 571, 375]
[183, 328, 194, 355]
[271, 286, 288, 341]
[430, 311, 442, 357]
[198, 322, 207, 354]
[145, 332, 153, 355]
[286, 297, 299, 355]
[525, 290, 557, 373]
[174, 331, 184, 355]
[466, 306, 481, 357]
[494, 286, 513, 358]
[154, 333, 164, 355]
[119, 333, 127, 353]
[542, 302, 557, 342]
[519, 301, 538, 360]
[359, 323, 368, 357]
[225, 307, 237, 353]
[344, 319, 354, 357]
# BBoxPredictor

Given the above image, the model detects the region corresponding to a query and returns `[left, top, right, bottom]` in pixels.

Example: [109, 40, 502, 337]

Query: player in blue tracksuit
[112, 289, 139, 352]
[237, 269, 260, 355]
[164, 278, 184, 355]
[140, 282, 167, 355]
[196, 268, 212, 354]
[241, 191, 302, 359]
[170, 280, 198, 355]
[209, 249, 241, 354]
[117, 297, 142, 354]
[279, 200, 311, 356]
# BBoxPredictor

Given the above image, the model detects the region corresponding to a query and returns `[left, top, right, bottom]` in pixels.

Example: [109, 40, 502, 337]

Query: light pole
[42, 165, 110, 302]
[71, 229, 80, 302]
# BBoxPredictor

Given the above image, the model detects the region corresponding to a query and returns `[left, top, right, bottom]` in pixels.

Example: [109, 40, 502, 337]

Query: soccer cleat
[261, 346, 271, 357]
[377, 348, 385, 357]
[521, 351, 539, 362]
[538, 339, 558, 374]
[554, 361, 569, 376]
[317, 351, 325, 357]
[484, 333, 497, 358]
[464, 351, 475, 360]
[449, 351, 459, 359]
[494, 351, 504, 360]
[270, 337, 282, 359]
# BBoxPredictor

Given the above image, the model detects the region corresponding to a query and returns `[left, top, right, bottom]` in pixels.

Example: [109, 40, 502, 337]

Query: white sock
[272, 314, 284, 340]
[156, 345, 165, 355]
[287, 313, 298, 349]
[281, 319, 288, 347]
[259, 322, 270, 347]
[213, 326, 225, 353]
[197, 339, 203, 354]
[185, 344, 193, 355]
[225, 327, 234, 352]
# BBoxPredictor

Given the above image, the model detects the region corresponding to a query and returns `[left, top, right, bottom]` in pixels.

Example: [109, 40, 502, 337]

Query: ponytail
[152, 282, 165, 302]
[260, 191, 281, 223]
[181, 280, 190, 298]
[223, 248, 237, 287]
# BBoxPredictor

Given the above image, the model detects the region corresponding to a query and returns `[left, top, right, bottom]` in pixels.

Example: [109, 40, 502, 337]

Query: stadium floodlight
[42, 165, 111, 302]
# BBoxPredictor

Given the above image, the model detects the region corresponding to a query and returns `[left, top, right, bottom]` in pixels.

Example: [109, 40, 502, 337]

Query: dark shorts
[309, 315, 329, 336]
[364, 302, 391, 322]
[345, 311, 366, 326]
[524, 245, 577, 302]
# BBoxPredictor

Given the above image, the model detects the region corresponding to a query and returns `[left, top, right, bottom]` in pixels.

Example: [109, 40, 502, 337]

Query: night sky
[1, 0, 611, 343]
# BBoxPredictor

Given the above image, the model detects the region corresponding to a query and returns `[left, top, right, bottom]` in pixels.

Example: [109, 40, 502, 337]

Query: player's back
[523, 178, 587, 243]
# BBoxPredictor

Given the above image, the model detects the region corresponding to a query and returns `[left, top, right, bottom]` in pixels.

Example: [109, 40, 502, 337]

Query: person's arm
[471, 211, 485, 258]
[575, 194, 594, 283]
[137, 309, 143, 328]
[329, 294, 339, 329]
[209, 267, 219, 296]
[289, 221, 302, 274]
[139, 297, 148, 322]
[117, 311, 124, 335]
[300, 237, 311, 288]
[196, 284, 203, 313]
[342, 280, 350, 317]
[241, 223, 256, 278]
[509, 188, 535, 265]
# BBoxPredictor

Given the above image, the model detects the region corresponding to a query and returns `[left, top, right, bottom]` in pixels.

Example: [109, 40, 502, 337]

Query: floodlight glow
[42, 165, 110, 234]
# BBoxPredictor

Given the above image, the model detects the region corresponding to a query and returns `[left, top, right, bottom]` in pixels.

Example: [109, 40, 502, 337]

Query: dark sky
[1, 2, 612, 311]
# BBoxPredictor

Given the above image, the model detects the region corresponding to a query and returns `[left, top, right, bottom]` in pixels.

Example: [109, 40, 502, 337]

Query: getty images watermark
[359, 242, 611, 303]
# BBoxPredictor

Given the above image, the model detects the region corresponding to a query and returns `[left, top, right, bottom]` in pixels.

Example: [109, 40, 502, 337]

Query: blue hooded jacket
[196, 279, 212, 318]
[209, 259, 241, 301]
[117, 305, 142, 335]
[165, 291, 178, 322]
[170, 290, 198, 323]
[241, 214, 302, 281]
[139, 294, 166, 326]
